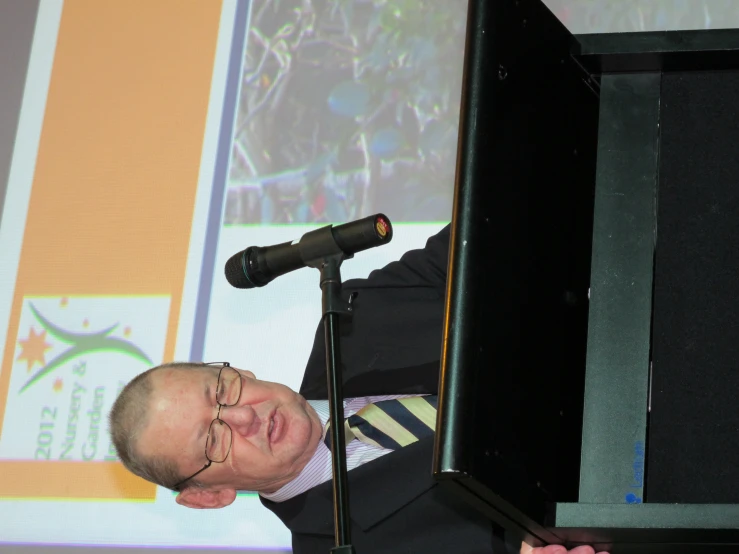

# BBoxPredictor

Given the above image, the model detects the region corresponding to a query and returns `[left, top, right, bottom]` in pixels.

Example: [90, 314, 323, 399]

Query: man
[110, 224, 608, 554]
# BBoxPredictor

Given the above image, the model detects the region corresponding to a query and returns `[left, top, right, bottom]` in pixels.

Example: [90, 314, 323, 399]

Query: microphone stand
[303, 225, 357, 554]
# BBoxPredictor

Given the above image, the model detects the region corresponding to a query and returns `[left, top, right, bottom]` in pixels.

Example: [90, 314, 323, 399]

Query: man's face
[137, 365, 322, 502]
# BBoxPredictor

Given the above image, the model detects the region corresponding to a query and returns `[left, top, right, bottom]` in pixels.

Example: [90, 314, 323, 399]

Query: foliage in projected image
[226, 0, 467, 224]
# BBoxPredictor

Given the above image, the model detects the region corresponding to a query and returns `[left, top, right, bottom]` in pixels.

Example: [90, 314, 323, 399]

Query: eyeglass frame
[172, 362, 241, 491]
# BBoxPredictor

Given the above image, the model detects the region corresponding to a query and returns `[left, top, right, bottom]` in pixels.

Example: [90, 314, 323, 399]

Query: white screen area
[0, 1, 737, 553]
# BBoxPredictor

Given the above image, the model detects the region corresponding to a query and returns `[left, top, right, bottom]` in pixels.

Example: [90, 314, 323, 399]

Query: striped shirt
[259, 395, 416, 503]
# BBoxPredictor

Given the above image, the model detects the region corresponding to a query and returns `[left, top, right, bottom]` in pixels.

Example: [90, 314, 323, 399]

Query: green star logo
[18, 302, 153, 393]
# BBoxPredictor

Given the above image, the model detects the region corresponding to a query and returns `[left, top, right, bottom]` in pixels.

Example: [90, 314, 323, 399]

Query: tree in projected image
[225, 0, 466, 225]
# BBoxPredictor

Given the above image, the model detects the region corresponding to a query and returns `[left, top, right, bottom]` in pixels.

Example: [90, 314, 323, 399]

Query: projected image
[7, 0, 739, 552]
[224, 0, 467, 225]
[1, 296, 168, 499]
[551, 0, 738, 33]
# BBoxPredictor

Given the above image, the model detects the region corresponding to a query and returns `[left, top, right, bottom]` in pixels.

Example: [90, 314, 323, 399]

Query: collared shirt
[259, 395, 416, 503]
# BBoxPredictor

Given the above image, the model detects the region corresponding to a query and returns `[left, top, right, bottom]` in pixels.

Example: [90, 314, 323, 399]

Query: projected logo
[1, 296, 169, 467]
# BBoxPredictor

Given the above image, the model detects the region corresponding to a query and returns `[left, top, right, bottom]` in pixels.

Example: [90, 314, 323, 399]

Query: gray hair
[108, 362, 206, 491]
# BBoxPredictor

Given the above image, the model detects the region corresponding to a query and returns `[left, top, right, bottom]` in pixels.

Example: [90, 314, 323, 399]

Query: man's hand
[520, 541, 610, 554]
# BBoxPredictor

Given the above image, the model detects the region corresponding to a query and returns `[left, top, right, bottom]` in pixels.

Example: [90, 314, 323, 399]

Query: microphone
[224, 214, 393, 289]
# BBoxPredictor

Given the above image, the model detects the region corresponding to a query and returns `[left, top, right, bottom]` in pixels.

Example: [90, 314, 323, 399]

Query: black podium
[432, 1, 739, 552]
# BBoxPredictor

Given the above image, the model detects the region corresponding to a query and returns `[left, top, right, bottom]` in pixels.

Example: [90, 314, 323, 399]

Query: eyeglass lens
[216, 366, 241, 406]
[204, 366, 241, 463]
[206, 419, 231, 462]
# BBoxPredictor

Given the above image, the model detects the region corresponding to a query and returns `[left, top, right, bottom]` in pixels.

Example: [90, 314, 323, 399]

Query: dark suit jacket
[261, 225, 511, 554]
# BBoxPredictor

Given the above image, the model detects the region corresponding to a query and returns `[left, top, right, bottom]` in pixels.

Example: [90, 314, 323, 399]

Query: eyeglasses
[172, 362, 242, 491]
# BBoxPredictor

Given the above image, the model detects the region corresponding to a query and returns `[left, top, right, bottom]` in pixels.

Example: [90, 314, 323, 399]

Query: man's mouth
[268, 409, 283, 444]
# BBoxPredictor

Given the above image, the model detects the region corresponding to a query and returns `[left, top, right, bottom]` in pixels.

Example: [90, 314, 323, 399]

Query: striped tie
[324, 396, 438, 450]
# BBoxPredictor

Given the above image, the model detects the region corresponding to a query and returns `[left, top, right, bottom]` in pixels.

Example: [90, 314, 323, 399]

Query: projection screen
[1, 1, 738, 552]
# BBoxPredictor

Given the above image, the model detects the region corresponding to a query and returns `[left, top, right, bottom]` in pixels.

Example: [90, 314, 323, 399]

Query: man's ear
[176, 486, 237, 509]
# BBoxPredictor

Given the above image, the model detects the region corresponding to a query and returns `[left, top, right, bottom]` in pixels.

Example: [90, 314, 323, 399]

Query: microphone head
[225, 249, 257, 289]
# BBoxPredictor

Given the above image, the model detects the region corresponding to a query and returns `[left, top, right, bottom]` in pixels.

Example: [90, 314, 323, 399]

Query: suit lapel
[261, 437, 437, 535]
[299, 282, 445, 400]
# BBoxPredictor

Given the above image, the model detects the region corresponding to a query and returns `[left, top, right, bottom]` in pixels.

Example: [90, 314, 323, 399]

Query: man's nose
[219, 404, 259, 438]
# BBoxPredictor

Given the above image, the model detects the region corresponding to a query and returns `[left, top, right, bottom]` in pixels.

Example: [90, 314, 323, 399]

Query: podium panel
[434, 0, 739, 551]
[649, 69, 739, 504]
[433, 0, 599, 545]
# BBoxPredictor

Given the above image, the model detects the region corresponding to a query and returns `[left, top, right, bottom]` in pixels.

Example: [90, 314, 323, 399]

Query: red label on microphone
[375, 217, 390, 238]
